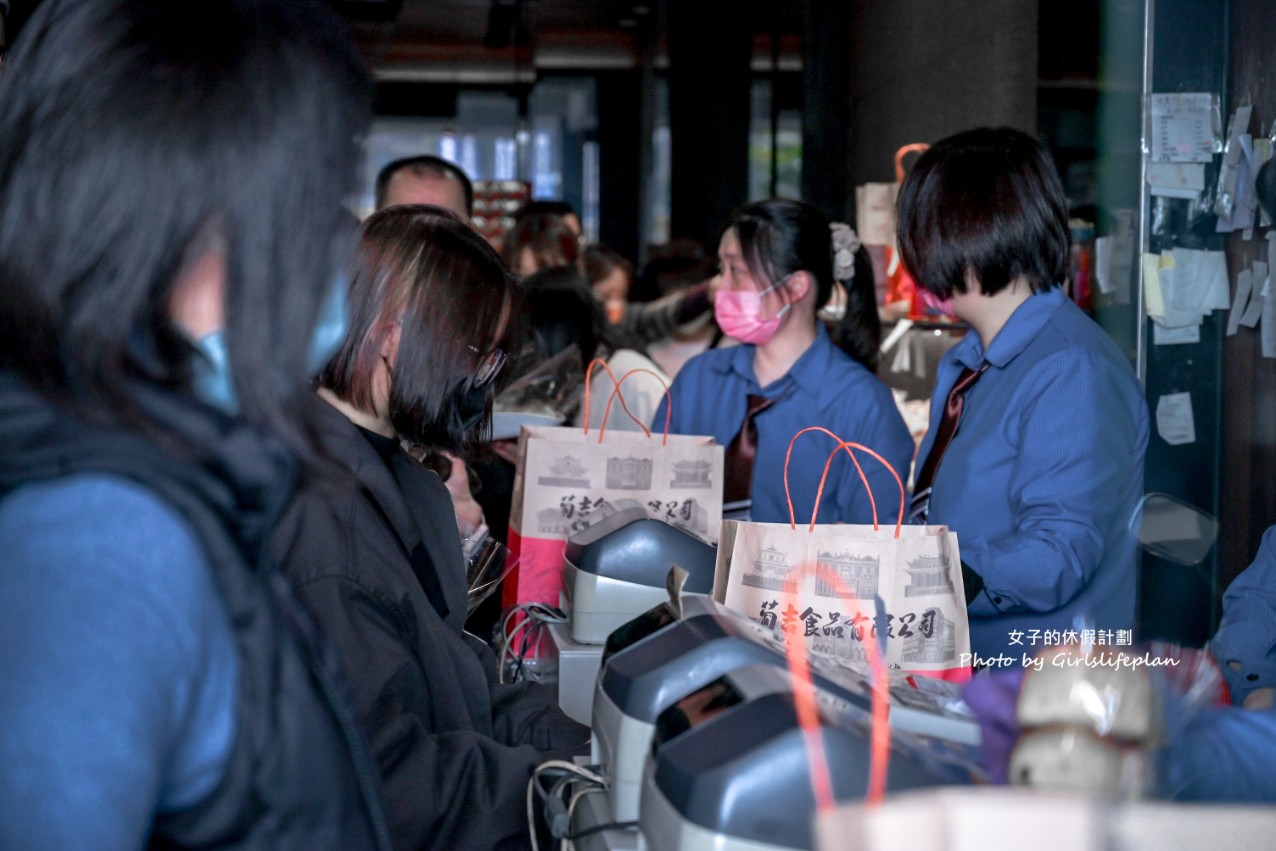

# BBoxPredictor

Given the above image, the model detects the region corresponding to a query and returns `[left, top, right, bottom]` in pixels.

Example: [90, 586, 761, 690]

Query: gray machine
[590, 596, 980, 824]
[639, 664, 981, 851]
[561, 505, 716, 644]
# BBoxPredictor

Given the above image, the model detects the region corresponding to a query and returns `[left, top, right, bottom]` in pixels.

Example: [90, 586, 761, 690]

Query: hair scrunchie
[829, 222, 861, 282]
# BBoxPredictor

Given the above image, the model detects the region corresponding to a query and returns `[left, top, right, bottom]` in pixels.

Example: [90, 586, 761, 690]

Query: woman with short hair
[272, 204, 589, 850]
[897, 126, 1149, 663]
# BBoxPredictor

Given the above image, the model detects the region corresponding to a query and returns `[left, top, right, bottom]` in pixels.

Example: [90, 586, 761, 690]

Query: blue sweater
[0, 474, 237, 849]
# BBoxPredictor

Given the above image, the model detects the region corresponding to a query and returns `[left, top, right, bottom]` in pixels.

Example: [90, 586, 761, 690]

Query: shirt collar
[716, 322, 838, 398]
[952, 286, 1067, 370]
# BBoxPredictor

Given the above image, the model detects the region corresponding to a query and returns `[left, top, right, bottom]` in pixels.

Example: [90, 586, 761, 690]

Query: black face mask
[386, 359, 490, 451]
[456, 380, 489, 435]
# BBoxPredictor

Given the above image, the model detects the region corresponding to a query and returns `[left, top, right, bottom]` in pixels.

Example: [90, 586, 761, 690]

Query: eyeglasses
[468, 345, 507, 388]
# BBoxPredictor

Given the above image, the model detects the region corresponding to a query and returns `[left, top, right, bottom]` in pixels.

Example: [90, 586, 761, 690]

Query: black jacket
[0, 371, 392, 850]
[272, 397, 590, 851]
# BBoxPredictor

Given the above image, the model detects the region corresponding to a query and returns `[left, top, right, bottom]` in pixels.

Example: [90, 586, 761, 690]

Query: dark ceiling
[341, 0, 804, 83]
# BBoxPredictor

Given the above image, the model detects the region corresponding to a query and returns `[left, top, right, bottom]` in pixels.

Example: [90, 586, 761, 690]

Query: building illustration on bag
[814, 551, 880, 599]
[538, 455, 591, 488]
[605, 456, 653, 490]
[900, 607, 957, 663]
[536, 507, 569, 535]
[670, 459, 713, 489]
[903, 553, 955, 597]
[741, 546, 797, 593]
[819, 637, 869, 663]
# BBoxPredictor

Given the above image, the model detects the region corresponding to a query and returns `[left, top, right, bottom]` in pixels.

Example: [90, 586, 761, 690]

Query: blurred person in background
[0, 0, 392, 847]
[582, 242, 635, 323]
[636, 241, 722, 378]
[375, 154, 473, 222]
[523, 265, 670, 434]
[583, 241, 713, 354]
[501, 205, 580, 278]
[517, 198, 583, 240]
[272, 204, 588, 849]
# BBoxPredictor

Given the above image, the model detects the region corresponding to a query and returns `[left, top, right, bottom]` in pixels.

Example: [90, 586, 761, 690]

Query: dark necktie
[723, 393, 775, 504]
[909, 362, 989, 523]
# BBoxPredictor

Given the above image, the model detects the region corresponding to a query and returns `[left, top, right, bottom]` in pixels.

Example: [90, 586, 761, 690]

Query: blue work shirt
[1211, 524, 1276, 705]
[918, 287, 1149, 661]
[655, 323, 915, 526]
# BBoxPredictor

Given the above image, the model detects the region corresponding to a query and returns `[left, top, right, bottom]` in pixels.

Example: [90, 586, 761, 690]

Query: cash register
[639, 663, 982, 851]
[561, 503, 717, 644]
[590, 595, 980, 824]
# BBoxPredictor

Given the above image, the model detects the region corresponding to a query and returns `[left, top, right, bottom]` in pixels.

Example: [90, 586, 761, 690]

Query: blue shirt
[918, 287, 1149, 660]
[0, 474, 237, 849]
[655, 324, 915, 526]
[1161, 705, 1276, 802]
[1211, 524, 1276, 705]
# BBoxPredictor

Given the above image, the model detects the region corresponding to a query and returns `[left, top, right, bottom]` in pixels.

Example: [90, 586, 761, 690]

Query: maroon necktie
[909, 362, 989, 523]
[723, 393, 775, 504]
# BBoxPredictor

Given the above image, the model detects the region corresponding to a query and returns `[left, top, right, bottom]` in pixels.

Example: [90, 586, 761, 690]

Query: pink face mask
[714, 280, 791, 345]
[918, 287, 956, 318]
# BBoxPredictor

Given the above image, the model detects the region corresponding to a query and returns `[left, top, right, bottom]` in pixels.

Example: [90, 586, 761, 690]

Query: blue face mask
[191, 273, 349, 414]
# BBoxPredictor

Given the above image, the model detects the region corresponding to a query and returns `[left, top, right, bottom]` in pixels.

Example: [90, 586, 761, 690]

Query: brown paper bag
[854, 143, 930, 249]
[713, 427, 971, 681]
[503, 365, 724, 610]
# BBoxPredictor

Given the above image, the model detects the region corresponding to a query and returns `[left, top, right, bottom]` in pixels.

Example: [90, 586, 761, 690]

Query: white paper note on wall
[1156, 393, 1197, 446]
[1148, 162, 1206, 198]
[1229, 268, 1255, 334]
[1153, 324, 1201, 345]
[1240, 268, 1265, 328]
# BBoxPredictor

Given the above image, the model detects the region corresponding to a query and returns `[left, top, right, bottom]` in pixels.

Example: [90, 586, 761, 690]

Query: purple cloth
[961, 668, 1028, 784]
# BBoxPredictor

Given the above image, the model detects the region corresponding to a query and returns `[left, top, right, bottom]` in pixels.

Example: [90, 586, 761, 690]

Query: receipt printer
[591, 596, 981, 824]
[562, 504, 716, 644]
[592, 597, 793, 822]
[640, 664, 979, 851]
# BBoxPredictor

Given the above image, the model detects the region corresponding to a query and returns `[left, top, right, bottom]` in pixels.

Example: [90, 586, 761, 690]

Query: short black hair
[515, 199, 579, 221]
[897, 126, 1069, 299]
[501, 211, 579, 274]
[0, 0, 372, 454]
[374, 155, 474, 215]
[581, 243, 634, 289]
[323, 205, 524, 452]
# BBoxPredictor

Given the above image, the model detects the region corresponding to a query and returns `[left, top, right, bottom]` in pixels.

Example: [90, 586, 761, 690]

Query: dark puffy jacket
[271, 396, 590, 850]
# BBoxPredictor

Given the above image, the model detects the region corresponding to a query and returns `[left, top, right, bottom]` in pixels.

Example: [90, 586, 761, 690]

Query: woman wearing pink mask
[654, 198, 914, 525]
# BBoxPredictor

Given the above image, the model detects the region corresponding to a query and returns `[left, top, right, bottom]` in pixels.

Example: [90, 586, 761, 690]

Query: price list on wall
[1148, 93, 1219, 163]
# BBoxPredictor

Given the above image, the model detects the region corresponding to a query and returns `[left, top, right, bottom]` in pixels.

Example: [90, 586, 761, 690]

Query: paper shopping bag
[713, 427, 971, 681]
[855, 143, 929, 250]
[503, 364, 724, 610]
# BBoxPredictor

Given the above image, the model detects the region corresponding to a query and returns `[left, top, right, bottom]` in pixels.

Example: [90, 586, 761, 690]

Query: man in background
[375, 154, 473, 220]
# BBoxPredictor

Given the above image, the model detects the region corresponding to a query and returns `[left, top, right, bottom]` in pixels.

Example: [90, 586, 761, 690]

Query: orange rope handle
[581, 356, 622, 436]
[598, 367, 672, 445]
[813, 441, 877, 533]
[779, 588, 834, 811]
[780, 563, 892, 812]
[893, 142, 930, 182]
[781, 426, 905, 537]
